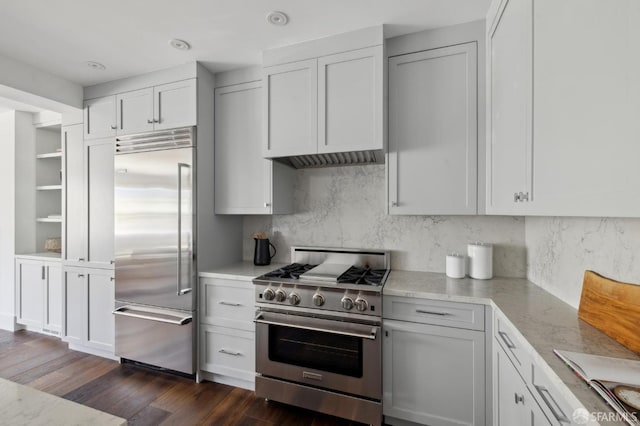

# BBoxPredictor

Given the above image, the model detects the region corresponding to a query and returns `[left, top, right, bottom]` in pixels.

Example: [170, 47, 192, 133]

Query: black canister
[254, 238, 276, 265]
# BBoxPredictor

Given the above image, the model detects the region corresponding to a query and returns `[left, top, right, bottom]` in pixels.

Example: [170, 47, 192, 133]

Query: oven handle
[254, 313, 378, 340]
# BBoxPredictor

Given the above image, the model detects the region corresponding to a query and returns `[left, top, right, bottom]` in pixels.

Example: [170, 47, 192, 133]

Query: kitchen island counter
[384, 270, 638, 425]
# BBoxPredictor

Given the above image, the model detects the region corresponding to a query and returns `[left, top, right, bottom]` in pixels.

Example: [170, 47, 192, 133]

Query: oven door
[255, 310, 381, 400]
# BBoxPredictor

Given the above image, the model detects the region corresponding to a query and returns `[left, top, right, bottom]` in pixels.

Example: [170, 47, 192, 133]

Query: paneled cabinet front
[64, 136, 114, 269]
[199, 277, 255, 390]
[263, 46, 383, 159]
[84, 79, 196, 140]
[15, 257, 62, 336]
[388, 42, 478, 215]
[383, 297, 486, 426]
[62, 267, 115, 356]
[214, 80, 293, 214]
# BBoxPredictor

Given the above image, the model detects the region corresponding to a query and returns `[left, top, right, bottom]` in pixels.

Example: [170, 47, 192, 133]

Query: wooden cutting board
[578, 270, 640, 355]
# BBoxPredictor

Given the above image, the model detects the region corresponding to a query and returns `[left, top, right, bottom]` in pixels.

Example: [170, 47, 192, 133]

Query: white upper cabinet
[215, 79, 293, 214]
[318, 47, 383, 154]
[84, 96, 116, 140]
[389, 43, 478, 215]
[262, 27, 384, 161]
[263, 60, 318, 158]
[487, 0, 533, 215]
[487, 0, 640, 217]
[153, 79, 197, 130]
[116, 88, 154, 135]
[85, 78, 197, 139]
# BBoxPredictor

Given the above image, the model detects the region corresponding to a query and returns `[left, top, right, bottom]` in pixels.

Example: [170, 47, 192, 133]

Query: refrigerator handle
[113, 306, 192, 325]
[177, 162, 192, 296]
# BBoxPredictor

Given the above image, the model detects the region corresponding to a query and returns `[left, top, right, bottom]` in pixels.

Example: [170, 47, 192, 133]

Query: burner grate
[262, 263, 317, 280]
[337, 267, 386, 286]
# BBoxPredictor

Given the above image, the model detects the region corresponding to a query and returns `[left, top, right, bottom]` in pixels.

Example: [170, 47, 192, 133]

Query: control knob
[354, 297, 369, 312]
[341, 296, 354, 310]
[312, 293, 325, 307]
[289, 293, 301, 305]
[275, 289, 287, 302]
[263, 288, 275, 301]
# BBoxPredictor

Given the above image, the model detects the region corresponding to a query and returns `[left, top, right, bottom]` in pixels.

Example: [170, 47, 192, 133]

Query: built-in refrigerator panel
[114, 145, 195, 312]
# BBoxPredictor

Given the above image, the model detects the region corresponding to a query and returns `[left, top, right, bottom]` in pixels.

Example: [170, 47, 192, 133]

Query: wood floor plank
[0, 329, 373, 426]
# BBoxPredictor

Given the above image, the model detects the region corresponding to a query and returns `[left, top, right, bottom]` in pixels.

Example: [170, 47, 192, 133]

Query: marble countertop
[0, 377, 126, 426]
[385, 270, 640, 424]
[199, 261, 287, 281]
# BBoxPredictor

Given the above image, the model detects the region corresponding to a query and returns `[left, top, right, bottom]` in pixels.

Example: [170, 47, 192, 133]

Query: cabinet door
[86, 139, 114, 266]
[214, 81, 273, 214]
[153, 79, 197, 130]
[44, 263, 62, 335]
[263, 59, 318, 157]
[63, 124, 86, 263]
[116, 88, 154, 135]
[63, 269, 86, 345]
[15, 259, 44, 329]
[389, 43, 478, 215]
[84, 96, 116, 140]
[383, 319, 485, 426]
[487, 0, 533, 214]
[318, 46, 382, 154]
[86, 270, 114, 353]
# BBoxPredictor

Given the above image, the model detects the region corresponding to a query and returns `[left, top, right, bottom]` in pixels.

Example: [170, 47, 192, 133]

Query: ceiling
[0, 0, 491, 88]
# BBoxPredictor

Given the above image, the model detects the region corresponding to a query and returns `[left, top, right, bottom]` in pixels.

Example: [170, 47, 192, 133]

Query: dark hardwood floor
[0, 329, 363, 425]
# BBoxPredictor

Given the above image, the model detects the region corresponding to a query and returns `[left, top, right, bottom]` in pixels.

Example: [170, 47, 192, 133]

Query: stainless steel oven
[253, 246, 389, 426]
[255, 309, 381, 400]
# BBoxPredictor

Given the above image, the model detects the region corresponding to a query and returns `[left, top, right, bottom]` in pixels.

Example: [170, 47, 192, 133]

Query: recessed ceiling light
[169, 39, 191, 51]
[266, 11, 289, 26]
[86, 61, 106, 71]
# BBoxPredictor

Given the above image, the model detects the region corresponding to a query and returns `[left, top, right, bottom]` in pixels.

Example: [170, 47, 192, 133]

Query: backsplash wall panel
[526, 217, 640, 309]
[244, 165, 527, 277]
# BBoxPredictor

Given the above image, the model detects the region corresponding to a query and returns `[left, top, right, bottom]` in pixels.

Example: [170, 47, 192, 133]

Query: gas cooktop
[260, 263, 387, 286]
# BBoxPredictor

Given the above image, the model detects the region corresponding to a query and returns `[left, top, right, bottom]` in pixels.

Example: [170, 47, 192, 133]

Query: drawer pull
[535, 385, 570, 423]
[416, 309, 451, 316]
[498, 331, 516, 349]
[218, 349, 242, 356]
[219, 301, 242, 307]
[514, 393, 525, 405]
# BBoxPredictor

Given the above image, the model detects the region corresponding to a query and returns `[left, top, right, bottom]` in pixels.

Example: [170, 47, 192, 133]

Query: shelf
[36, 217, 62, 223]
[36, 185, 62, 191]
[36, 152, 62, 159]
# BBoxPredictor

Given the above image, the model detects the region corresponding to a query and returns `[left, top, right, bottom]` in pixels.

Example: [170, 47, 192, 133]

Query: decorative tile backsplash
[526, 217, 640, 309]
[243, 165, 527, 278]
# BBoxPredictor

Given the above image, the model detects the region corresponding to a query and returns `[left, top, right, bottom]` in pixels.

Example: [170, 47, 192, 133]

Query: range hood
[272, 149, 384, 169]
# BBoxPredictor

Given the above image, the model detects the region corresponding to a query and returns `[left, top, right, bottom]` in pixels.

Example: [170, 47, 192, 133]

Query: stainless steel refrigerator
[113, 127, 196, 375]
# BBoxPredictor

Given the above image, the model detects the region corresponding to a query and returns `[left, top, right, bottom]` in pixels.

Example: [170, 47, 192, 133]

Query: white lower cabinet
[198, 276, 255, 390]
[15, 256, 62, 336]
[62, 266, 115, 358]
[383, 297, 486, 426]
[494, 339, 551, 426]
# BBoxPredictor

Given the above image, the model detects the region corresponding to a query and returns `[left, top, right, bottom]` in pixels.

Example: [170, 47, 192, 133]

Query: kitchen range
[253, 246, 390, 426]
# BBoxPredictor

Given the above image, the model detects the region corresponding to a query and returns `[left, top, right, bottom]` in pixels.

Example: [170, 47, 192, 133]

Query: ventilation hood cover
[273, 149, 384, 169]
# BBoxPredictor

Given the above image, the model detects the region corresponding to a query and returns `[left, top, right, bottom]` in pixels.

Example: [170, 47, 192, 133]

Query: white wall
[244, 165, 527, 277]
[526, 217, 640, 309]
[0, 112, 17, 329]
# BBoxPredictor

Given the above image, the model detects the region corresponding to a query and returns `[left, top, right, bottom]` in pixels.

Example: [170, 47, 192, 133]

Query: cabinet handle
[521, 192, 529, 202]
[78, 257, 85, 262]
[153, 119, 160, 123]
[77, 274, 85, 278]
[498, 331, 516, 349]
[534, 385, 570, 423]
[110, 260, 115, 264]
[514, 192, 520, 202]
[110, 125, 116, 130]
[41, 266, 45, 280]
[147, 119, 154, 124]
[514, 393, 525, 405]
[218, 301, 242, 307]
[218, 349, 242, 356]
[110, 277, 115, 281]
[415, 309, 451, 316]
[264, 202, 271, 208]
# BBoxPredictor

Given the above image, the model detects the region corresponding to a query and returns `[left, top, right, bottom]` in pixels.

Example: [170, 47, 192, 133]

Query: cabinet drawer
[200, 325, 255, 383]
[531, 362, 573, 426]
[383, 296, 485, 331]
[494, 313, 531, 379]
[200, 278, 254, 330]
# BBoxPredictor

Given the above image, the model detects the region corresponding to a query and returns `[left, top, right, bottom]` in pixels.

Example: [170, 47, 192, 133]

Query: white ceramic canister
[445, 254, 466, 279]
[467, 242, 493, 279]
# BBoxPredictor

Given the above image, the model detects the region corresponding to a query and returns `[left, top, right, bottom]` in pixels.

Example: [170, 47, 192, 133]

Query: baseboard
[0, 313, 23, 332]
[67, 343, 119, 361]
[198, 370, 255, 391]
